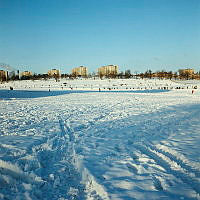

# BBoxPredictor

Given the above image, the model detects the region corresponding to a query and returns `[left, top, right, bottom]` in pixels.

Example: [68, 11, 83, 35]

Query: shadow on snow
[0, 89, 169, 99]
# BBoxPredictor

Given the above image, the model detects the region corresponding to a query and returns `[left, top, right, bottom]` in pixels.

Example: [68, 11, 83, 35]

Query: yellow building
[20, 71, 32, 77]
[48, 69, 61, 77]
[72, 66, 88, 77]
[98, 65, 118, 77]
[179, 69, 194, 79]
[0, 70, 8, 81]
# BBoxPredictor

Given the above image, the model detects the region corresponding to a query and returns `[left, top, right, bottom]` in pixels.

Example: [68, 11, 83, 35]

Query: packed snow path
[0, 87, 200, 200]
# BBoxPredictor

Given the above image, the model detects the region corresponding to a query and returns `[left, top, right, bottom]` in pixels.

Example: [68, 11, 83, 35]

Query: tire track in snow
[6, 116, 85, 200]
[150, 144, 200, 178]
[58, 118, 110, 200]
[75, 103, 200, 199]
[135, 144, 200, 196]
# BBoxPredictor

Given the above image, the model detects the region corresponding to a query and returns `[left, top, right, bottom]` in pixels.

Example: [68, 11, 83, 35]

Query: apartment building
[20, 71, 32, 77]
[48, 69, 61, 77]
[179, 68, 194, 79]
[98, 65, 118, 77]
[0, 70, 8, 81]
[72, 66, 88, 77]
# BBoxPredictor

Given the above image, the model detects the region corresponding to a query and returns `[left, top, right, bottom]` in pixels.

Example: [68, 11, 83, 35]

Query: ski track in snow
[0, 79, 200, 200]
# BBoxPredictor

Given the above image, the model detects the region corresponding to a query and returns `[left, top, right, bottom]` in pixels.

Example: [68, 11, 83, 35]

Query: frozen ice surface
[0, 78, 200, 199]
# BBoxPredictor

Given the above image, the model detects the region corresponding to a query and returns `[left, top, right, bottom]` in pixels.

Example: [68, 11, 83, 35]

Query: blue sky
[0, 0, 199, 74]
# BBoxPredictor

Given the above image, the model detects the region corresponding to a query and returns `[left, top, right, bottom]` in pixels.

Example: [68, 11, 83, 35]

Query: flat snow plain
[0, 78, 200, 200]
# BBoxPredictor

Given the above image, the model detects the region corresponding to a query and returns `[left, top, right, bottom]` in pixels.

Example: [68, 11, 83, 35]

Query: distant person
[192, 90, 194, 94]
[10, 87, 13, 90]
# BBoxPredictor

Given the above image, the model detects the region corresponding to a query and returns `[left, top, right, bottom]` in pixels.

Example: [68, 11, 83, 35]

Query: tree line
[1, 69, 200, 82]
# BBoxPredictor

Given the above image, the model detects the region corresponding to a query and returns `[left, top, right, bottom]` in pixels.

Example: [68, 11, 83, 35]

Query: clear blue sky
[0, 0, 199, 74]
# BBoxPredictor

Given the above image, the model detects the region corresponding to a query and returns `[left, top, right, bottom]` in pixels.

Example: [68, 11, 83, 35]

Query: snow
[0, 78, 200, 200]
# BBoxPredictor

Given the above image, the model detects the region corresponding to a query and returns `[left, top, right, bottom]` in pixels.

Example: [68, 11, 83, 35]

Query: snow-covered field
[0, 78, 200, 200]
